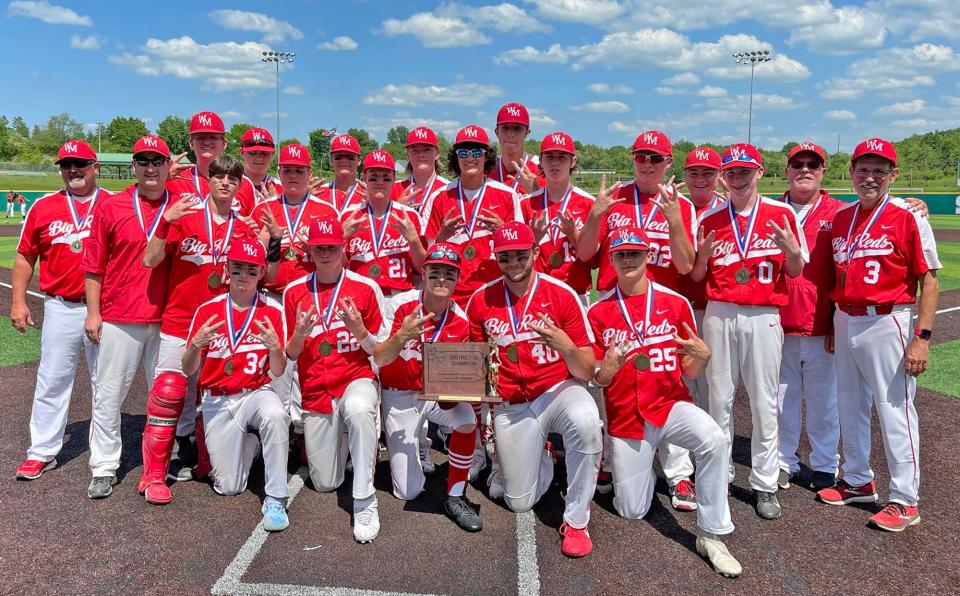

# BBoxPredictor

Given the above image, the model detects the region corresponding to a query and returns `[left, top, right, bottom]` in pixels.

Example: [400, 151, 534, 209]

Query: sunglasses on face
[59, 159, 95, 170]
[633, 153, 667, 165]
[134, 156, 168, 168]
[427, 248, 461, 262]
[456, 148, 485, 159]
[788, 160, 823, 171]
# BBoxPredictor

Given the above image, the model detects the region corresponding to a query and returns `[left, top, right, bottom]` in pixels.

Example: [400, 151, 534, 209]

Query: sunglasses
[134, 156, 168, 168]
[59, 159, 95, 170]
[610, 235, 648, 249]
[788, 160, 823, 171]
[242, 141, 274, 150]
[633, 153, 667, 164]
[428, 248, 461, 262]
[456, 148, 485, 159]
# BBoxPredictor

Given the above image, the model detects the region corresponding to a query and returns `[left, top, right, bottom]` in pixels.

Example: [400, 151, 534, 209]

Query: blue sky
[2, 0, 960, 152]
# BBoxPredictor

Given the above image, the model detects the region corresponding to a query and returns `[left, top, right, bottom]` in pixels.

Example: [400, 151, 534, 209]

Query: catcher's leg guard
[192, 407, 212, 480]
[138, 373, 188, 504]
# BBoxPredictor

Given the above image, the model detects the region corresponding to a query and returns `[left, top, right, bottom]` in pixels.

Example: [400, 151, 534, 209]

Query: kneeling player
[588, 226, 741, 578]
[374, 242, 481, 531]
[181, 237, 291, 531]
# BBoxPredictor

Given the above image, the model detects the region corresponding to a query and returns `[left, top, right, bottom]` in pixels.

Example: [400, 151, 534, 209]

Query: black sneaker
[444, 495, 483, 532]
[88, 475, 117, 499]
[753, 490, 781, 520]
[810, 471, 837, 491]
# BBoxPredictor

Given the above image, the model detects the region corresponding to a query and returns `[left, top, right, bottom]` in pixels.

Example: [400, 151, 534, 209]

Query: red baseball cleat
[670, 479, 698, 512]
[817, 479, 878, 506]
[559, 522, 593, 558]
[143, 482, 172, 505]
[869, 503, 920, 532]
[15, 458, 57, 480]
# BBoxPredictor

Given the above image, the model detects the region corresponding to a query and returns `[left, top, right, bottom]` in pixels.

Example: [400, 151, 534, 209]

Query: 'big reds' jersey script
[421, 180, 523, 304]
[82, 184, 170, 324]
[587, 283, 696, 440]
[251, 195, 338, 295]
[378, 290, 470, 391]
[677, 194, 726, 310]
[488, 155, 545, 195]
[166, 166, 256, 216]
[282, 269, 386, 414]
[391, 175, 449, 213]
[18, 187, 113, 301]
[343, 201, 425, 293]
[160, 205, 256, 338]
[779, 191, 843, 336]
[596, 182, 697, 292]
[698, 196, 809, 307]
[466, 273, 593, 403]
[187, 293, 285, 396]
[830, 196, 941, 306]
[521, 186, 596, 294]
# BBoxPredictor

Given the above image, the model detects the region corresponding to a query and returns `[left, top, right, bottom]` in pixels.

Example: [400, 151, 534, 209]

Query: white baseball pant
[156, 333, 199, 437]
[777, 335, 840, 475]
[834, 306, 920, 506]
[610, 401, 734, 535]
[302, 378, 379, 500]
[26, 296, 98, 461]
[88, 322, 161, 476]
[202, 387, 290, 499]
[266, 291, 302, 431]
[381, 389, 475, 500]
[704, 301, 783, 493]
[494, 379, 602, 529]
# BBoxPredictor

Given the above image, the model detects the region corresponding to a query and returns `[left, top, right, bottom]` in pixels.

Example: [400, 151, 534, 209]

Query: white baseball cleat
[353, 496, 380, 544]
[487, 461, 504, 499]
[696, 535, 742, 578]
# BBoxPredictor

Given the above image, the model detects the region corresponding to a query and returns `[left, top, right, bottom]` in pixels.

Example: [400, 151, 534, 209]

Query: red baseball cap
[363, 149, 395, 171]
[406, 126, 439, 148]
[189, 111, 225, 135]
[227, 235, 266, 266]
[57, 140, 97, 163]
[608, 226, 650, 252]
[279, 143, 311, 168]
[132, 135, 171, 158]
[721, 143, 763, 170]
[454, 125, 490, 146]
[492, 221, 535, 252]
[330, 134, 361, 155]
[307, 214, 344, 246]
[540, 132, 575, 156]
[632, 130, 672, 156]
[241, 127, 275, 152]
[497, 102, 530, 127]
[684, 147, 721, 170]
[851, 137, 897, 166]
[788, 141, 827, 164]
[423, 242, 462, 270]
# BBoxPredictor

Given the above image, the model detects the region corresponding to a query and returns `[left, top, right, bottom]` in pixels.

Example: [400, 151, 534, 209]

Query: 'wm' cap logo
[414, 128, 428, 139]
[551, 134, 566, 145]
[643, 133, 659, 145]
[799, 142, 817, 151]
[198, 114, 212, 126]
[503, 229, 518, 240]
[287, 147, 301, 158]
[64, 142, 78, 153]
[463, 127, 479, 138]
[334, 135, 351, 146]
[372, 151, 387, 162]
[506, 106, 521, 117]
[866, 139, 884, 151]
[318, 221, 332, 233]
[252, 131, 265, 141]
[242, 243, 256, 256]
[695, 149, 710, 159]
[142, 137, 158, 147]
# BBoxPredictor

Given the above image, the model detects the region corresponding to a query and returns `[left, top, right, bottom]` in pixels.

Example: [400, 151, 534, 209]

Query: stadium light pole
[261, 51, 296, 155]
[732, 50, 772, 144]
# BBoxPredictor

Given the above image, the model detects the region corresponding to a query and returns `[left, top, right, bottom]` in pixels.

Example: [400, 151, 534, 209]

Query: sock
[447, 428, 476, 497]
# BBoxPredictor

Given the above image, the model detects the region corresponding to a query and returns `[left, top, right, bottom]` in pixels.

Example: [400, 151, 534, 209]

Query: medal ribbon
[498, 155, 527, 190]
[192, 167, 204, 199]
[710, 193, 724, 210]
[632, 183, 660, 231]
[132, 188, 170, 241]
[408, 174, 436, 209]
[786, 192, 822, 228]
[419, 290, 449, 344]
[542, 186, 573, 244]
[65, 187, 101, 234]
[615, 284, 654, 349]
[280, 194, 308, 246]
[727, 196, 760, 264]
[844, 194, 890, 263]
[204, 199, 236, 270]
[367, 200, 393, 259]
[310, 270, 345, 333]
[456, 181, 487, 239]
[503, 274, 540, 341]
[329, 182, 360, 217]
[225, 293, 259, 356]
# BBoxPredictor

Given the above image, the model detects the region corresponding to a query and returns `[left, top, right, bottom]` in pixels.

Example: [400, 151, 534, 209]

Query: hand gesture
[655, 175, 683, 227]
[342, 208, 368, 238]
[395, 184, 416, 208]
[336, 296, 367, 338]
[168, 152, 190, 179]
[673, 322, 710, 362]
[308, 176, 327, 196]
[397, 305, 436, 343]
[530, 313, 575, 354]
[530, 212, 548, 243]
[251, 317, 282, 350]
[697, 226, 717, 257]
[293, 302, 317, 340]
[355, 178, 368, 191]
[767, 214, 801, 257]
[512, 160, 539, 193]
[262, 179, 279, 202]
[589, 174, 624, 219]
[10, 303, 33, 333]
[558, 210, 579, 242]
[477, 208, 504, 232]
[601, 339, 634, 374]
[258, 207, 284, 245]
[190, 315, 225, 349]
[164, 194, 200, 223]
[717, 176, 731, 201]
[240, 214, 262, 239]
[436, 208, 464, 242]
[389, 211, 420, 244]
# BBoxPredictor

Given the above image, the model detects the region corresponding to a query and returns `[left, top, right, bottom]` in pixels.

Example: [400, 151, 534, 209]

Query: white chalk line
[0, 281, 44, 299]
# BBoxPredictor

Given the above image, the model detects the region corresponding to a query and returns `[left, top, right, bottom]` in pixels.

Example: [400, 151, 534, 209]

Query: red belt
[838, 304, 895, 316]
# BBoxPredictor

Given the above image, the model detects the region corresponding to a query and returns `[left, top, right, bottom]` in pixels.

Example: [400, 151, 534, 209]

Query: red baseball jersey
[521, 186, 596, 294]
[466, 273, 593, 403]
[377, 289, 471, 391]
[17, 194, 25, 205]
[343, 202, 425, 293]
[487, 155, 545, 195]
[159, 206, 256, 338]
[677, 194, 726, 310]
[596, 182, 697, 292]
[698, 196, 809, 307]
[324, 182, 364, 217]
[18, 188, 114, 301]
[778, 191, 844, 336]
[830, 196, 941, 306]
[188, 292, 285, 395]
[587, 283, 696, 440]
[421, 179, 523, 305]
[391, 175, 449, 213]
[245, 174, 281, 205]
[251, 195, 339, 295]
[166, 166, 256, 216]
[282, 269, 386, 414]
[82, 185, 170, 324]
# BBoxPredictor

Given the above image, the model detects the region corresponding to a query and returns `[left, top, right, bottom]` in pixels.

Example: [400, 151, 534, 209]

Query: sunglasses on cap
[134, 156, 168, 168]
[721, 154, 758, 165]
[633, 153, 667, 164]
[59, 159, 95, 170]
[428, 247, 461, 262]
[609, 234, 648, 250]
[788, 160, 823, 171]
[242, 141, 274, 150]
[456, 148, 485, 159]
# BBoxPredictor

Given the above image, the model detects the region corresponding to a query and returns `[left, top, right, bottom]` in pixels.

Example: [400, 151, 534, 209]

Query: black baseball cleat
[444, 495, 483, 532]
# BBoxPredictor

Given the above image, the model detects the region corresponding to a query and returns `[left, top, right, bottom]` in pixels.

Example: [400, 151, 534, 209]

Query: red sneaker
[670, 479, 698, 512]
[15, 458, 57, 480]
[559, 522, 593, 558]
[817, 479, 878, 506]
[143, 482, 172, 505]
[869, 502, 920, 532]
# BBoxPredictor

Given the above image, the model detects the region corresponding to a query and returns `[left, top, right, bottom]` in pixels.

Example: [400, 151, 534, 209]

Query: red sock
[447, 428, 476, 496]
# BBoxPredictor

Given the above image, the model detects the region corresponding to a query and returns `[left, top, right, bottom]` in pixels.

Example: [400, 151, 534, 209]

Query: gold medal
[318, 340, 333, 356]
[633, 353, 650, 371]
[735, 267, 750, 285]
[70, 239, 82, 254]
[549, 252, 563, 268]
[208, 272, 222, 289]
[464, 245, 477, 260]
[368, 264, 382, 279]
[506, 345, 519, 363]
[284, 247, 298, 261]
[224, 358, 234, 375]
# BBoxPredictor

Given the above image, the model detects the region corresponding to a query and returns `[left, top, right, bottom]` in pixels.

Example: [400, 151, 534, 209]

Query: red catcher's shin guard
[192, 409, 212, 480]
[138, 373, 187, 501]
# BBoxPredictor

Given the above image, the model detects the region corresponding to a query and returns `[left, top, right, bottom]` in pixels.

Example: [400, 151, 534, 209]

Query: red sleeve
[82, 201, 110, 275]
[466, 293, 486, 342]
[236, 181, 256, 217]
[362, 286, 384, 337]
[185, 306, 204, 348]
[587, 306, 606, 360]
[17, 206, 39, 256]
[559, 290, 592, 348]
[282, 286, 299, 342]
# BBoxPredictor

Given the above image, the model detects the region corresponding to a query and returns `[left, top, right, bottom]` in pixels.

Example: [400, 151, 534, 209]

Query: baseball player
[391, 126, 449, 212]
[488, 102, 544, 194]
[14, 140, 111, 480]
[466, 221, 602, 558]
[239, 126, 280, 202]
[691, 143, 808, 520]
[18, 193, 26, 219]
[82, 135, 173, 499]
[373, 242, 482, 531]
[5, 191, 13, 218]
[283, 214, 386, 543]
[342, 149, 426, 295]
[588, 225, 741, 578]
[327, 133, 366, 215]
[817, 138, 941, 532]
[183, 236, 291, 531]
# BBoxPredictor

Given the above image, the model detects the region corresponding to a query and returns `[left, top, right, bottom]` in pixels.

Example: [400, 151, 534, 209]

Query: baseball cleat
[144, 482, 172, 505]
[262, 498, 289, 532]
[869, 502, 920, 532]
[559, 522, 593, 558]
[444, 495, 483, 532]
[595, 470, 613, 495]
[353, 497, 380, 544]
[468, 445, 487, 482]
[487, 461, 504, 499]
[817, 480, 878, 506]
[777, 469, 795, 490]
[810, 471, 837, 491]
[670, 480, 698, 512]
[753, 490, 781, 520]
[696, 535, 742, 578]
[419, 446, 436, 475]
[166, 459, 194, 482]
[87, 475, 117, 499]
[16, 458, 57, 480]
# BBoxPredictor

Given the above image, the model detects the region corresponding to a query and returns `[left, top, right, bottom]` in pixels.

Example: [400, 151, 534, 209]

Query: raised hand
[655, 175, 683, 227]
[513, 160, 539, 192]
[293, 302, 318, 340]
[336, 296, 367, 338]
[767, 214, 801, 257]
[341, 208, 368, 238]
[558, 209, 579, 242]
[477, 207, 504, 231]
[190, 315, 226, 349]
[589, 174, 624, 219]
[673, 322, 710, 361]
[168, 152, 191, 179]
[164, 193, 200, 223]
[397, 305, 436, 343]
[436, 208, 464, 242]
[530, 312, 576, 353]
[252, 317, 282, 350]
[388, 210, 420, 244]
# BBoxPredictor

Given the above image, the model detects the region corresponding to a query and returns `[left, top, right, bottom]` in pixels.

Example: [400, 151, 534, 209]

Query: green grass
[0, 174, 131, 193]
[936, 242, 960, 292]
[0, 237, 18, 268]
[0, 316, 41, 366]
[919, 339, 960, 399]
[930, 215, 960, 230]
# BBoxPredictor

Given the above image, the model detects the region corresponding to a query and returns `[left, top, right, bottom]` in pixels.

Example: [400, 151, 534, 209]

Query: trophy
[486, 335, 501, 401]
[421, 339, 503, 403]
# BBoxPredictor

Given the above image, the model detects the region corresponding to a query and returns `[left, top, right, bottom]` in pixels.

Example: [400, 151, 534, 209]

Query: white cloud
[707, 53, 811, 82]
[382, 12, 489, 48]
[587, 82, 634, 95]
[849, 43, 960, 77]
[662, 73, 699, 86]
[870, 0, 960, 43]
[317, 36, 358, 51]
[818, 75, 935, 100]
[525, 0, 624, 25]
[209, 9, 303, 44]
[259, 112, 288, 119]
[494, 43, 568, 65]
[438, 3, 550, 33]
[363, 117, 464, 141]
[6, 0, 91, 25]
[284, 85, 306, 95]
[698, 85, 727, 97]
[570, 101, 630, 113]
[824, 110, 856, 121]
[221, 111, 247, 119]
[527, 108, 556, 130]
[69, 34, 101, 50]
[363, 82, 503, 107]
[890, 118, 930, 129]
[875, 99, 927, 115]
[655, 86, 684, 96]
[787, 6, 886, 55]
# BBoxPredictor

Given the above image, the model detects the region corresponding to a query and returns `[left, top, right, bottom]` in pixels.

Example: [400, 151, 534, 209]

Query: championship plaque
[421, 341, 502, 403]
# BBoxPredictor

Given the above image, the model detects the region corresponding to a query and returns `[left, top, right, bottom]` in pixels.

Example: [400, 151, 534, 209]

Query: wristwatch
[915, 328, 933, 341]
